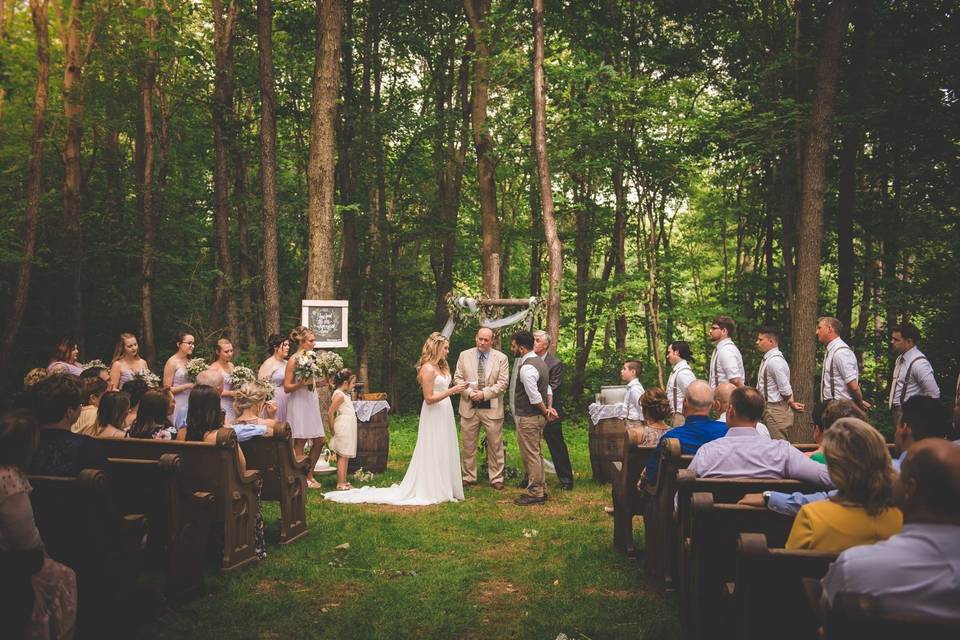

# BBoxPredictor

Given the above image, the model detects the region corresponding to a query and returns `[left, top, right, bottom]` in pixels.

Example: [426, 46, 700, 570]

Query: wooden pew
[28, 468, 147, 636]
[641, 438, 693, 588]
[106, 453, 212, 601]
[732, 533, 837, 640]
[239, 422, 310, 544]
[98, 428, 261, 572]
[609, 429, 658, 558]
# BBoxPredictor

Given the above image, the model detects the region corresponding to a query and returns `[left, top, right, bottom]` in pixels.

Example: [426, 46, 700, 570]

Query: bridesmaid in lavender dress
[209, 338, 237, 424]
[284, 326, 326, 488]
[109, 333, 150, 391]
[258, 334, 290, 424]
[162, 332, 196, 430]
[46, 337, 83, 376]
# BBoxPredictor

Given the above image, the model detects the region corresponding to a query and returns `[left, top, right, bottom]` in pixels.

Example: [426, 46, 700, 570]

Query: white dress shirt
[820, 337, 859, 400]
[889, 346, 940, 407]
[756, 347, 793, 402]
[517, 351, 552, 406]
[718, 411, 771, 438]
[708, 338, 745, 389]
[666, 360, 695, 414]
[822, 523, 960, 621]
[622, 378, 645, 421]
[688, 427, 833, 486]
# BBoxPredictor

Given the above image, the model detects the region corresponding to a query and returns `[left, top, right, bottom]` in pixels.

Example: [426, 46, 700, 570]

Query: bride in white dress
[323, 332, 469, 506]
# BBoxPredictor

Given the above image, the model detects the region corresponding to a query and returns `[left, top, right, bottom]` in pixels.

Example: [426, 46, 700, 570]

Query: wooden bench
[609, 429, 657, 558]
[98, 428, 261, 572]
[641, 438, 693, 588]
[106, 453, 212, 601]
[239, 422, 310, 544]
[28, 468, 147, 636]
[732, 533, 836, 640]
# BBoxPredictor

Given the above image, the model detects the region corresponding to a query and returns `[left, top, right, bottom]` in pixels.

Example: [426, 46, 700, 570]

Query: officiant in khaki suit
[455, 327, 510, 489]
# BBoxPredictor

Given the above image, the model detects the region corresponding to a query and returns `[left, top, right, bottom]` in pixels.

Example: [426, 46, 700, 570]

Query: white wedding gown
[323, 373, 464, 506]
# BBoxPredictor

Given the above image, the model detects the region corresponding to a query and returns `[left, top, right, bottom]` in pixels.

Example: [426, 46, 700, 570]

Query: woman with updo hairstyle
[109, 332, 150, 391]
[129, 390, 177, 440]
[163, 332, 196, 429]
[232, 380, 276, 441]
[47, 336, 82, 376]
[95, 391, 131, 439]
[787, 417, 902, 552]
[284, 326, 326, 488]
[328, 368, 358, 490]
[258, 333, 290, 423]
[636, 387, 673, 447]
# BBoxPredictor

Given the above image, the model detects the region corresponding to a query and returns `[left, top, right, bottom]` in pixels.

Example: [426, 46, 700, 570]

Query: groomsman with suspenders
[708, 315, 745, 389]
[754, 326, 805, 440]
[816, 316, 870, 411]
[888, 322, 940, 428]
[666, 341, 696, 427]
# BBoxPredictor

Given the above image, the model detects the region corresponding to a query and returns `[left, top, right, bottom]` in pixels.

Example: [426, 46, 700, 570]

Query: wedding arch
[440, 294, 540, 339]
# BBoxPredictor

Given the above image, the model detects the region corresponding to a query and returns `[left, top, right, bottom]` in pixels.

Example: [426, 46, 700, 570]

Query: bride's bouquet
[185, 358, 208, 382]
[316, 350, 344, 378]
[135, 369, 161, 389]
[293, 350, 323, 386]
[230, 365, 256, 386]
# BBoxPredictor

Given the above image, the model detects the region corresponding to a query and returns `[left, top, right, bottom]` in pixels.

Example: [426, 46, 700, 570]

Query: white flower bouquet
[184, 358, 208, 381]
[316, 350, 344, 378]
[231, 365, 256, 386]
[293, 350, 323, 384]
[80, 359, 106, 371]
[135, 369, 161, 389]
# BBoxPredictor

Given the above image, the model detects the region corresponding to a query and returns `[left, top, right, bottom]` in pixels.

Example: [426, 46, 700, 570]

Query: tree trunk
[464, 0, 500, 299]
[212, 0, 239, 339]
[257, 0, 281, 338]
[307, 0, 342, 300]
[532, 0, 561, 353]
[789, 0, 852, 441]
[645, 199, 665, 387]
[233, 141, 257, 350]
[139, 0, 158, 367]
[0, 0, 49, 382]
[336, 0, 358, 302]
[570, 183, 593, 402]
[612, 167, 627, 354]
[529, 170, 542, 299]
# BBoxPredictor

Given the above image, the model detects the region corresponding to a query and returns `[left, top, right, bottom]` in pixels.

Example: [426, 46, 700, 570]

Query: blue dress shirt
[644, 414, 728, 481]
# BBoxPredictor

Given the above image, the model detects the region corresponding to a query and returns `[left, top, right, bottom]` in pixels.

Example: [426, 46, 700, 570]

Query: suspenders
[897, 356, 929, 406]
[822, 345, 853, 399]
[759, 353, 786, 402]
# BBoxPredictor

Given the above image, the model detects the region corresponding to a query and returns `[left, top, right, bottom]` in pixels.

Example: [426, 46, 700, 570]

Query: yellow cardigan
[786, 500, 903, 553]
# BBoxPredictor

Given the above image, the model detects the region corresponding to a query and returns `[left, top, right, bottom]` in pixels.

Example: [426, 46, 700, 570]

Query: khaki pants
[891, 406, 903, 431]
[671, 413, 685, 427]
[516, 414, 547, 497]
[460, 411, 505, 484]
[764, 401, 793, 440]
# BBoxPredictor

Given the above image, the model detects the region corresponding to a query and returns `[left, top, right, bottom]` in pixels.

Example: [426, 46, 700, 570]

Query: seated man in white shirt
[821, 438, 960, 621]
[689, 386, 832, 487]
[715, 381, 771, 438]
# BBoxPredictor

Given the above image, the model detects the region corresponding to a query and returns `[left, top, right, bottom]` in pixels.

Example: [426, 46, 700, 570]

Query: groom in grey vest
[510, 330, 558, 505]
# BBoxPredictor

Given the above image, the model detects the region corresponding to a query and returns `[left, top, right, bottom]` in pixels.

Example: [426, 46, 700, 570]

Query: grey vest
[515, 356, 549, 417]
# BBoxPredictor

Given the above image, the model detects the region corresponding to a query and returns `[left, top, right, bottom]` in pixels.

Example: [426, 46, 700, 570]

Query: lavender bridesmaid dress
[268, 365, 288, 424]
[221, 372, 236, 424]
[172, 366, 191, 429]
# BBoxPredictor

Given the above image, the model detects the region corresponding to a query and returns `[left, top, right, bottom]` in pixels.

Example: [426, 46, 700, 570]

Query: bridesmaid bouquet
[316, 350, 344, 378]
[185, 358, 208, 381]
[136, 370, 161, 389]
[80, 359, 106, 371]
[231, 365, 256, 386]
[293, 351, 323, 386]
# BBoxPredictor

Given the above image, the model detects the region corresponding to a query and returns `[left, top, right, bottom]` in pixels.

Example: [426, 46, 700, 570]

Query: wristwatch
[762, 491, 772, 507]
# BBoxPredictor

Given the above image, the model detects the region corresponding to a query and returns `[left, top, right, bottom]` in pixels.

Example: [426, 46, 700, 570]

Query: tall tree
[790, 0, 853, 440]
[307, 0, 342, 300]
[257, 0, 281, 337]
[0, 0, 50, 382]
[532, 0, 561, 352]
[139, 0, 159, 365]
[463, 0, 500, 299]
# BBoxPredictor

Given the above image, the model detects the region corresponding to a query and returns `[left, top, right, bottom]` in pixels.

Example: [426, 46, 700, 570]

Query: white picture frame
[301, 299, 349, 348]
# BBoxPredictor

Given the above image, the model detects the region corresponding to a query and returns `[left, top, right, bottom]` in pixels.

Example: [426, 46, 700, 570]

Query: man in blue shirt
[643, 380, 727, 483]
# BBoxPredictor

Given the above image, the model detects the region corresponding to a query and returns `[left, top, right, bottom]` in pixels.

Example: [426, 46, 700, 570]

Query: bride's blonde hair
[416, 332, 450, 377]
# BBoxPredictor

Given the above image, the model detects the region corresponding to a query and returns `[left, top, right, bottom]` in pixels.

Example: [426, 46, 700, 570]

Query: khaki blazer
[454, 347, 510, 419]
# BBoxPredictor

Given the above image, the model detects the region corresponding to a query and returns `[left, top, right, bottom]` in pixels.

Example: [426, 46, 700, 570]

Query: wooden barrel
[589, 417, 628, 484]
[347, 409, 390, 473]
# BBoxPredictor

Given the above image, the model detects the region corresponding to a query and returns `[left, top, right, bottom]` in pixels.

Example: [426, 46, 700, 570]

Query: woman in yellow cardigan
[786, 417, 902, 552]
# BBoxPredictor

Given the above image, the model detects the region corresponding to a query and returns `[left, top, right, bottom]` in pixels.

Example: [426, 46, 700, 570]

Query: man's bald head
[714, 382, 735, 412]
[898, 439, 960, 523]
[475, 327, 493, 352]
[684, 380, 715, 416]
[196, 369, 224, 393]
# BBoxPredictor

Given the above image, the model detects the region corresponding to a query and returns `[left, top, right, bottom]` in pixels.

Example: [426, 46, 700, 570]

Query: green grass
[138, 415, 680, 640]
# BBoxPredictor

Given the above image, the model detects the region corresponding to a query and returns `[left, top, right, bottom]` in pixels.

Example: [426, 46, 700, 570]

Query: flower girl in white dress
[328, 368, 358, 490]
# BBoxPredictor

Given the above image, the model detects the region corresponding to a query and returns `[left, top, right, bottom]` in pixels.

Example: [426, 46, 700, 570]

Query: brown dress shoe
[491, 482, 504, 490]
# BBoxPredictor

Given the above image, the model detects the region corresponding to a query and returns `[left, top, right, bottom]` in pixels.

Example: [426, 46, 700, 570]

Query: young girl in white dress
[328, 368, 358, 490]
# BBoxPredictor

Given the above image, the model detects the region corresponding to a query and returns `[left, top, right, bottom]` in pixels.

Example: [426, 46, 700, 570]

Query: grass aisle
[140, 415, 680, 639]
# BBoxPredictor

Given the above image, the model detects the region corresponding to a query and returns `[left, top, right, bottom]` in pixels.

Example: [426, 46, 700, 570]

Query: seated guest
[689, 386, 832, 486]
[94, 391, 131, 439]
[79, 365, 110, 383]
[821, 439, 960, 621]
[786, 418, 902, 551]
[128, 390, 178, 440]
[634, 388, 672, 447]
[620, 360, 645, 427]
[715, 381, 771, 438]
[28, 374, 107, 477]
[72, 377, 107, 435]
[806, 399, 866, 463]
[642, 380, 727, 484]
[184, 384, 266, 559]
[0, 409, 78, 639]
[231, 380, 276, 441]
[120, 377, 149, 430]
